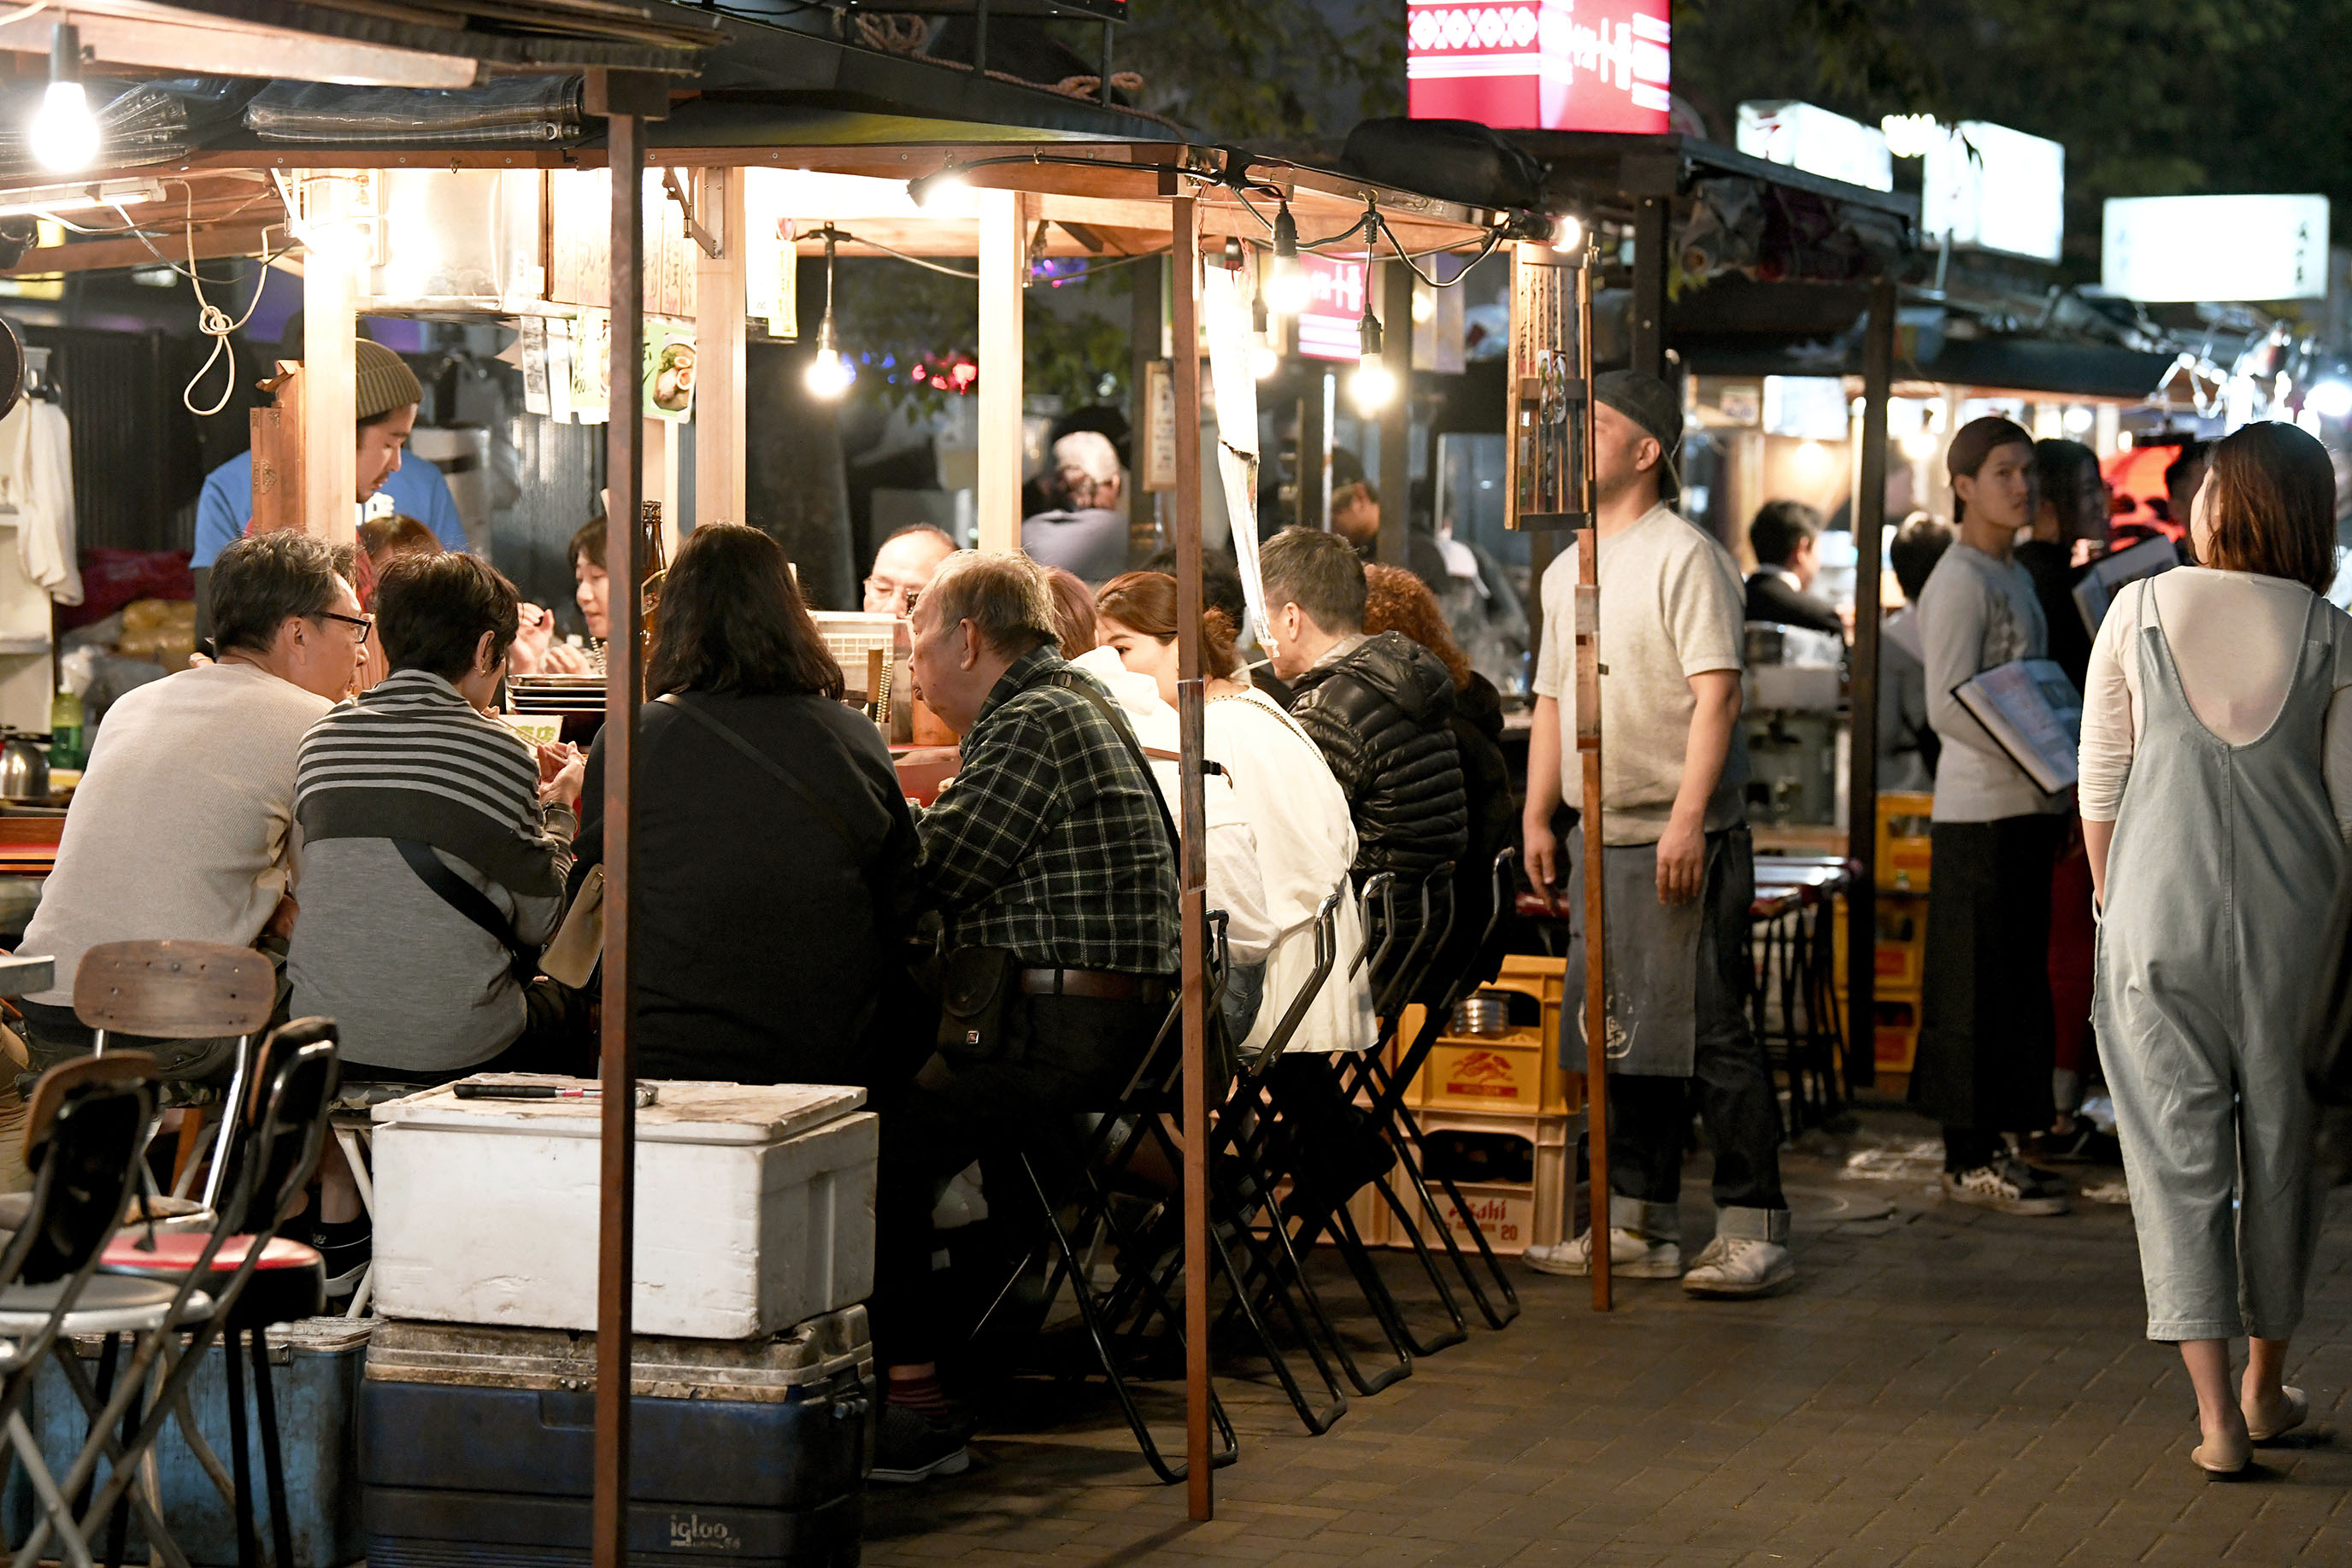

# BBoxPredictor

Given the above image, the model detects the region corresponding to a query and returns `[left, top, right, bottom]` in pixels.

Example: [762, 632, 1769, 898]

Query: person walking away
[2082, 421, 2352, 1475]
[1743, 500, 1846, 637]
[1911, 417, 2073, 1212]
[1517, 369, 1791, 1299]
[571, 524, 921, 1088]
[1880, 514, 1954, 793]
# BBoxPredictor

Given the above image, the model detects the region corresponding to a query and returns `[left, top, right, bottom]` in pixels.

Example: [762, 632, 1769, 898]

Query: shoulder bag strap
[392, 837, 540, 984]
[656, 693, 873, 864]
[1041, 669, 1183, 861]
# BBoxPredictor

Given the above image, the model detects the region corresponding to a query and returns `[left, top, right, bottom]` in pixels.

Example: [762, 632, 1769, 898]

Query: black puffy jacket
[1286, 632, 1470, 891]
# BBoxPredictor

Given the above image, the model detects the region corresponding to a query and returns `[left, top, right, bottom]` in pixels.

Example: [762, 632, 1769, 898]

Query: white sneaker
[1522, 1228, 1682, 1278]
[1679, 1235, 1796, 1298]
[1941, 1161, 2069, 1216]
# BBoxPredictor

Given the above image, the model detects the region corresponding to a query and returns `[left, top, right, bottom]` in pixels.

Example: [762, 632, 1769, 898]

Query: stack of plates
[508, 675, 606, 715]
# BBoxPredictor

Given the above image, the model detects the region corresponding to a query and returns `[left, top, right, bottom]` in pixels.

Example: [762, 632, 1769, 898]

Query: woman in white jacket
[1095, 572, 1376, 1060]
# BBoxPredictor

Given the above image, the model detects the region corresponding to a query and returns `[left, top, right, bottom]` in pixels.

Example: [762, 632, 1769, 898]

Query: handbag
[541, 864, 605, 989]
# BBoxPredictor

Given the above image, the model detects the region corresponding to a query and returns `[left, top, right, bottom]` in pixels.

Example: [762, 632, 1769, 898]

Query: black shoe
[871, 1401, 972, 1484]
[311, 1216, 371, 1299]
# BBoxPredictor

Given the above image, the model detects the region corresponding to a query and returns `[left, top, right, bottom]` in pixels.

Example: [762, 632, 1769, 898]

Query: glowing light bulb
[1266, 262, 1310, 317]
[1350, 353, 1396, 414]
[1899, 431, 1937, 462]
[2308, 379, 2352, 420]
[909, 169, 968, 210]
[1252, 342, 1279, 379]
[805, 314, 855, 399]
[1550, 213, 1585, 252]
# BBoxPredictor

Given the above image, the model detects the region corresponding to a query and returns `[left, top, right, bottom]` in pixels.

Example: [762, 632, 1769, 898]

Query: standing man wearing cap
[193, 335, 468, 604]
[1909, 416, 2073, 1214]
[1020, 430, 1131, 584]
[1519, 368, 1793, 1298]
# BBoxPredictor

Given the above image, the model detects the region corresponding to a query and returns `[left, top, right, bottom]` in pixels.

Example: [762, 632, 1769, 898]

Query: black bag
[937, 945, 1016, 1066]
[2303, 860, 2352, 1105]
[395, 839, 541, 985]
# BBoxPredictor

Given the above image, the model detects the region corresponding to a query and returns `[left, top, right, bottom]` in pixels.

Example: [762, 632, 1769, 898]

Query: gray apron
[1561, 826, 1707, 1078]
[2096, 587, 2343, 1342]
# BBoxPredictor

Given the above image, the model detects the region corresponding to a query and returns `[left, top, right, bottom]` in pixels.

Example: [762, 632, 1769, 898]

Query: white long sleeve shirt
[2078, 568, 2352, 834]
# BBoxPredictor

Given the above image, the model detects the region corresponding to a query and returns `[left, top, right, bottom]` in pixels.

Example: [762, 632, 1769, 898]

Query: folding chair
[0, 1052, 206, 1568]
[15, 1022, 338, 1568]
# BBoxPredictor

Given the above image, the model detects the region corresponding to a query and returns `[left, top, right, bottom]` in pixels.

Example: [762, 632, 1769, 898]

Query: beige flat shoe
[2192, 1425, 2251, 1477]
[2245, 1385, 2308, 1443]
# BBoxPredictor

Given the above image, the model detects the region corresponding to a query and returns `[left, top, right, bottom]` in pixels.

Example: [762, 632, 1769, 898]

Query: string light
[1551, 213, 1585, 252]
[30, 25, 98, 173]
[1266, 203, 1309, 316]
[1349, 299, 1393, 414]
[907, 164, 969, 211]
[804, 229, 855, 399]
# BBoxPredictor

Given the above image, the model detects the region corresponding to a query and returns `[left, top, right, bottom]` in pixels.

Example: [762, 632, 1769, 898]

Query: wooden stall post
[694, 166, 748, 527]
[1168, 195, 1214, 1523]
[1845, 277, 1896, 1090]
[1375, 260, 1412, 567]
[586, 65, 667, 1568]
[299, 171, 357, 546]
[977, 187, 1024, 552]
[1570, 255, 1608, 1313]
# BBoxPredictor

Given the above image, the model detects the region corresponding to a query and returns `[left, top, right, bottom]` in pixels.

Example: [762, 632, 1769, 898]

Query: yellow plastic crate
[1409, 956, 1582, 1116]
[1405, 1108, 1573, 1258]
[1877, 791, 1935, 891]
[1873, 994, 1920, 1072]
[1833, 891, 1927, 995]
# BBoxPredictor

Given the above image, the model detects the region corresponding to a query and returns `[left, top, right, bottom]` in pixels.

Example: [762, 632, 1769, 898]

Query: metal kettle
[0, 731, 48, 802]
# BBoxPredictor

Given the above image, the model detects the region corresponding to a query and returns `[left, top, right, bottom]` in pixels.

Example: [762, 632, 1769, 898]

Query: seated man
[15, 532, 367, 1078]
[286, 552, 588, 1082]
[863, 523, 956, 617]
[874, 549, 1178, 1483]
[1020, 432, 1131, 584]
[1743, 499, 1846, 637]
[1261, 525, 1467, 960]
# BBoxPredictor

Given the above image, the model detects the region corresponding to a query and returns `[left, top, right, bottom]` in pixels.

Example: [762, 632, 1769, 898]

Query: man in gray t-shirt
[1519, 370, 1792, 1300]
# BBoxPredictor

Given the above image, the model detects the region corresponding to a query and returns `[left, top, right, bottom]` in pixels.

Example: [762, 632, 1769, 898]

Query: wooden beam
[5, 224, 275, 278]
[1845, 276, 1896, 1093]
[0, 5, 475, 87]
[1375, 260, 1412, 568]
[976, 186, 1023, 554]
[593, 99, 649, 1568]
[300, 180, 356, 549]
[1571, 253, 1609, 1314]
[1169, 191, 1213, 1524]
[693, 165, 748, 528]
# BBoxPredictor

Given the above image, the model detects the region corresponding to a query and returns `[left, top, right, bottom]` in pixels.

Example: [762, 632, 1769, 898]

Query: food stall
[0, 2, 1509, 1529]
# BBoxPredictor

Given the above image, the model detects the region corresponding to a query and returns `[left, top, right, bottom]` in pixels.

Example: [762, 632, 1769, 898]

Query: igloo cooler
[369, 1078, 878, 1339]
[361, 1308, 874, 1568]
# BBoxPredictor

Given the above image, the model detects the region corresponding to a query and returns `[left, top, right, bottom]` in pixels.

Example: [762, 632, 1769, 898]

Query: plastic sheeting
[245, 76, 584, 145]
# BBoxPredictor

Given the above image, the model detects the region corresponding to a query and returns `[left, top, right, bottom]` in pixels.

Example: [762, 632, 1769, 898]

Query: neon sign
[1406, 0, 1670, 135]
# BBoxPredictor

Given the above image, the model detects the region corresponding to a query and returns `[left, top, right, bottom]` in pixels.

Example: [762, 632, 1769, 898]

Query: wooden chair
[73, 941, 276, 1213]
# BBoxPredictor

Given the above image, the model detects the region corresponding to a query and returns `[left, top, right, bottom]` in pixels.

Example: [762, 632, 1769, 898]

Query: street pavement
[864, 1106, 2352, 1566]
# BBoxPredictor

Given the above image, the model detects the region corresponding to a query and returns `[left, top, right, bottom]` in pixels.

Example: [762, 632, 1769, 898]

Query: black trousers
[1911, 815, 2065, 1148]
[341, 978, 595, 1085]
[1606, 828, 1785, 1218]
[867, 990, 1163, 1367]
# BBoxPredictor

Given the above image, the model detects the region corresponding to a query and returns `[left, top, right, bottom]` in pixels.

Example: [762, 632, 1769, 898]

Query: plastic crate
[1833, 890, 1927, 995]
[1408, 956, 1581, 1117]
[1401, 1108, 1573, 1258]
[1877, 791, 1935, 891]
[1873, 994, 1920, 1072]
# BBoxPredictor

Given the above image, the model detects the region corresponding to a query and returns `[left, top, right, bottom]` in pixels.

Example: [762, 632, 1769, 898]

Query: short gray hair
[921, 550, 1059, 657]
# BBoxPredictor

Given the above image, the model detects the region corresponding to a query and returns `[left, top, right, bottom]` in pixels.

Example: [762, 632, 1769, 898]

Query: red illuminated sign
[1295, 255, 1367, 362]
[1406, 0, 1671, 135]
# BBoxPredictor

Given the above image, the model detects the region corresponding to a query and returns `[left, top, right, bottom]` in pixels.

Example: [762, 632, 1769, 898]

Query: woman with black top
[573, 523, 921, 1088]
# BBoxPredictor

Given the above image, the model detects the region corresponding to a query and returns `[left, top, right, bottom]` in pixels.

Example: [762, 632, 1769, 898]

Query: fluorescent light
[0, 178, 162, 219]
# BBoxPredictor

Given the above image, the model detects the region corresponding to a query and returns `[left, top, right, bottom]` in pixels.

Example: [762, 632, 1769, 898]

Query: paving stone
[865, 1107, 2352, 1564]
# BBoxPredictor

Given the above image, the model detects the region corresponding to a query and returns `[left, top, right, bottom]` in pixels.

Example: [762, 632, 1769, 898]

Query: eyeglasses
[315, 609, 373, 644]
[863, 577, 922, 614]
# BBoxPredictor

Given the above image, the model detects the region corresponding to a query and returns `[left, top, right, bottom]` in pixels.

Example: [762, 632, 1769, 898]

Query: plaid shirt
[919, 647, 1179, 974]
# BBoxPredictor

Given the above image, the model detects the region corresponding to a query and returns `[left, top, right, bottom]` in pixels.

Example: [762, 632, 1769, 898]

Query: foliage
[830, 257, 1138, 418]
[1119, 0, 1403, 142]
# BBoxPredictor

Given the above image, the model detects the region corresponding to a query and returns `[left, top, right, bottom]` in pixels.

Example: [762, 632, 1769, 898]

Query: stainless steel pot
[0, 733, 48, 802]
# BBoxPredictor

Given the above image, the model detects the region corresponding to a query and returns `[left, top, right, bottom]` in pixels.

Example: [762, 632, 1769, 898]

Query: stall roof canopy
[0, 0, 726, 87]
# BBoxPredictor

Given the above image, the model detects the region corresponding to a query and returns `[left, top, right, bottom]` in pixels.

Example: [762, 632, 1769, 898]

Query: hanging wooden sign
[1504, 243, 1591, 531]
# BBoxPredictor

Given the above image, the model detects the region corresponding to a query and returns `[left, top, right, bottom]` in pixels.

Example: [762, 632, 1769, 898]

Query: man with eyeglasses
[15, 531, 369, 1084]
[863, 524, 956, 617]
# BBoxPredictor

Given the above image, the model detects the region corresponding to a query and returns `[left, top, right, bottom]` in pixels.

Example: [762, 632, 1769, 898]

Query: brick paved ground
[863, 1106, 2352, 1566]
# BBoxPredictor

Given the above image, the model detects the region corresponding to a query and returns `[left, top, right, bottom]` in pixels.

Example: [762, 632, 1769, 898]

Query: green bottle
[47, 689, 83, 772]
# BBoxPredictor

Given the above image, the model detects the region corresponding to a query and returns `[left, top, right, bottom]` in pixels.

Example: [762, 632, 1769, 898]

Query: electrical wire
[1373, 208, 1507, 288]
[808, 223, 979, 279]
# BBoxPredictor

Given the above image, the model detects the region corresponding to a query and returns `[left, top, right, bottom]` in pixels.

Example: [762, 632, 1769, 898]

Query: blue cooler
[361, 1306, 873, 1568]
[12, 1317, 371, 1568]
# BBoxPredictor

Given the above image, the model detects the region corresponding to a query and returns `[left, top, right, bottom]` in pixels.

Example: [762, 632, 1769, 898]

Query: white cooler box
[370, 1078, 877, 1340]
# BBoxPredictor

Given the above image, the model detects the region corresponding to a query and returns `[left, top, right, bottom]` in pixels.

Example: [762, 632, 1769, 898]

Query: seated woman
[1094, 571, 1373, 1060]
[573, 523, 922, 1088]
[287, 552, 591, 1083]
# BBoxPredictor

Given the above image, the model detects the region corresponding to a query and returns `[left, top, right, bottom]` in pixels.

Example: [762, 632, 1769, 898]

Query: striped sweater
[286, 669, 574, 1071]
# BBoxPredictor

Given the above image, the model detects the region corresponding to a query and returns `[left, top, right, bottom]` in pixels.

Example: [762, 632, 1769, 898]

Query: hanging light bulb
[1550, 213, 1585, 253]
[804, 229, 856, 399]
[907, 164, 969, 211]
[1252, 342, 1280, 380]
[30, 25, 98, 174]
[1349, 308, 1394, 414]
[1266, 203, 1310, 316]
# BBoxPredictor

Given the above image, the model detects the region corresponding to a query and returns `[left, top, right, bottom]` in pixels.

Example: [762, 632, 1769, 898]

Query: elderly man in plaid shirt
[869, 549, 1180, 1483]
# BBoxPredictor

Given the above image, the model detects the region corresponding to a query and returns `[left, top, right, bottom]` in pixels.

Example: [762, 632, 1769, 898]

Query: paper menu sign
[1954, 658, 2083, 795]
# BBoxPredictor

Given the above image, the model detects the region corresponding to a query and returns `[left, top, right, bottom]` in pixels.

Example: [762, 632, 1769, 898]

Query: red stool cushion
[101, 1232, 326, 1327]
